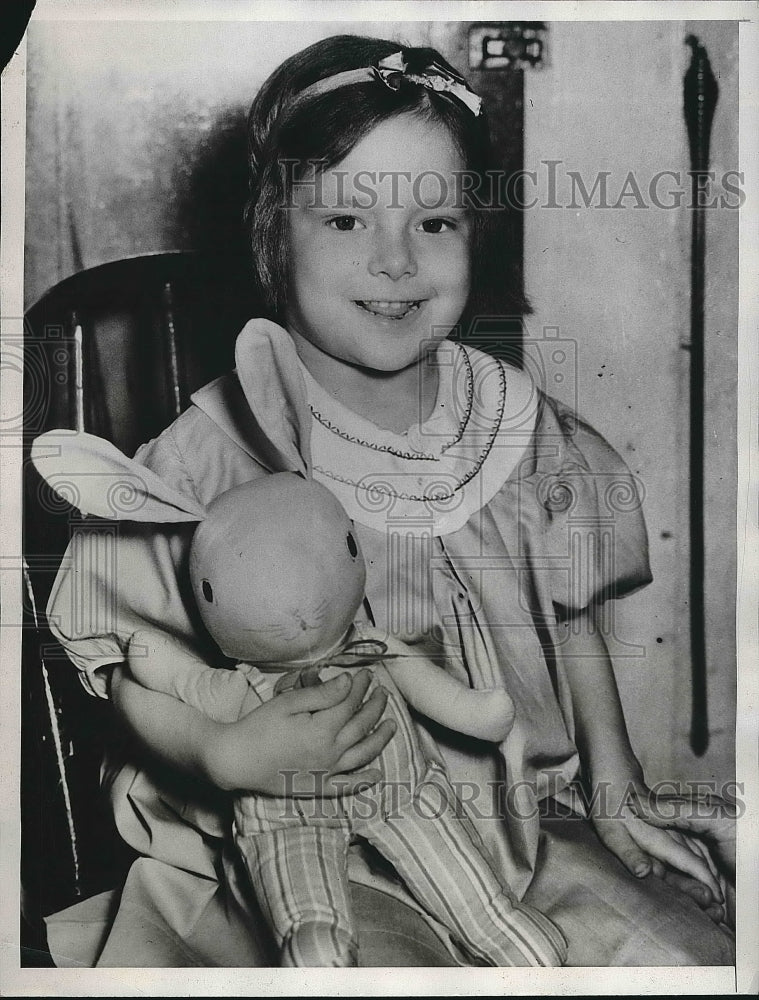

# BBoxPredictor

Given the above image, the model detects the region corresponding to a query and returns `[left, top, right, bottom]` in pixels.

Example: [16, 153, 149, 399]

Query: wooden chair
[21, 251, 262, 963]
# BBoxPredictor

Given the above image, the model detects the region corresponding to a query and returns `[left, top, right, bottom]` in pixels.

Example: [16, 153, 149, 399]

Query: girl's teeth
[357, 300, 421, 318]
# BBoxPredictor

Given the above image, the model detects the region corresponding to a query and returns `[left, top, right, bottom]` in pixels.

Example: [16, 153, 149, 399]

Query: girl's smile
[284, 114, 471, 417]
[354, 299, 424, 320]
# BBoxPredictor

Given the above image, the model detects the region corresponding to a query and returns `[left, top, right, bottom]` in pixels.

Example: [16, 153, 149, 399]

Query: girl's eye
[328, 216, 363, 232]
[419, 218, 456, 234]
[346, 532, 358, 558]
[201, 580, 214, 603]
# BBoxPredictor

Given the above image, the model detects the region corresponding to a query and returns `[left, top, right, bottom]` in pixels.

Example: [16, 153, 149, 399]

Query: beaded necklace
[308, 346, 475, 462]
[312, 359, 507, 503]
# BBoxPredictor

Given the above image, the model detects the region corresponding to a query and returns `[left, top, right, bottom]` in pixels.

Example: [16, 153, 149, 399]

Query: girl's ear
[31, 430, 208, 522]
[234, 319, 312, 477]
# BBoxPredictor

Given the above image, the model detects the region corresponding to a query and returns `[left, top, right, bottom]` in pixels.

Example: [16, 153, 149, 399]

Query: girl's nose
[367, 228, 418, 280]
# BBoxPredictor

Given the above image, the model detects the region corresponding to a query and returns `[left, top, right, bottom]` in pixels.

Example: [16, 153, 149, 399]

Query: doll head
[32, 429, 365, 667]
[189, 473, 365, 663]
[244, 34, 528, 328]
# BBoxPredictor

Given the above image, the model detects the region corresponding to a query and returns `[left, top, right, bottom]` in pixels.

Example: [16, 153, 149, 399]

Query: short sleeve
[46, 419, 207, 699]
[527, 394, 653, 613]
[47, 519, 201, 700]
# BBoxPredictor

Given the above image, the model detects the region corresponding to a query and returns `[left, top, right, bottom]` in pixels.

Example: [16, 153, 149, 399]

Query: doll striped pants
[233, 676, 567, 968]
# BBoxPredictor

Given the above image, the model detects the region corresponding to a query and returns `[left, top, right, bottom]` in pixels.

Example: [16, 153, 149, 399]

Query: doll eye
[201, 580, 214, 603]
[346, 533, 358, 558]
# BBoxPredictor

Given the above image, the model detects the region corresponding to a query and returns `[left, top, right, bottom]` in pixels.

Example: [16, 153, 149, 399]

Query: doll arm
[377, 636, 514, 742]
[127, 627, 253, 723]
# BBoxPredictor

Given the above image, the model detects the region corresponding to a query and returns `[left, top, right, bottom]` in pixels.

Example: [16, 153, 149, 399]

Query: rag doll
[32, 432, 567, 968]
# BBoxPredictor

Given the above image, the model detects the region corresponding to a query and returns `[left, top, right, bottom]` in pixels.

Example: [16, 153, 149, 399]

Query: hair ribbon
[289, 50, 482, 117]
[373, 51, 482, 116]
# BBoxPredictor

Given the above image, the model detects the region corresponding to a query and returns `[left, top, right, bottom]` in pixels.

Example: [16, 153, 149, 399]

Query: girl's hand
[589, 778, 728, 923]
[630, 791, 737, 927]
[558, 615, 730, 925]
[205, 668, 396, 797]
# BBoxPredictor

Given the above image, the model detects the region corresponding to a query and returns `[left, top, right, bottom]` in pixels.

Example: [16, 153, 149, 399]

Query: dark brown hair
[245, 34, 529, 328]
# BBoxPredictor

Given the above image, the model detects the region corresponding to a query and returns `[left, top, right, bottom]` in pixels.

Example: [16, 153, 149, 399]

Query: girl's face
[284, 114, 471, 374]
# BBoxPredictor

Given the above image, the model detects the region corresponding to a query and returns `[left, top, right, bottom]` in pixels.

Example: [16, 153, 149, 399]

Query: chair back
[22, 251, 262, 937]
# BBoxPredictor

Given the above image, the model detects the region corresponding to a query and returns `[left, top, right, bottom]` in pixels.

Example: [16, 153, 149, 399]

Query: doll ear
[31, 430, 208, 522]
[234, 319, 312, 477]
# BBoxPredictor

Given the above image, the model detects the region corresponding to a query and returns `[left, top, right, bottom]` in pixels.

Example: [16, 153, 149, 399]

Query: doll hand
[370, 632, 515, 741]
[205, 668, 396, 797]
[589, 779, 727, 923]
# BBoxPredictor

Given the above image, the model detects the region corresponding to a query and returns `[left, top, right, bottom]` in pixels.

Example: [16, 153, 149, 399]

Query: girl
[44, 35, 735, 967]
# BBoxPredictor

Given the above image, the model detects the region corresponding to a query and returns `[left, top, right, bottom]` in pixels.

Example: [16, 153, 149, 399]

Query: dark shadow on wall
[170, 106, 252, 264]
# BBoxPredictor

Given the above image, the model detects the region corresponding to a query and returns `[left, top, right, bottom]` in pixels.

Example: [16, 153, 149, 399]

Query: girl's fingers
[631, 793, 736, 880]
[333, 686, 389, 753]
[319, 669, 373, 729]
[665, 827, 712, 865]
[297, 662, 324, 688]
[649, 858, 666, 878]
[632, 792, 737, 832]
[680, 829, 722, 880]
[592, 820, 652, 878]
[660, 867, 723, 914]
[281, 670, 375, 724]
[329, 718, 396, 776]
[652, 856, 713, 906]
[625, 817, 723, 902]
[281, 672, 352, 714]
[668, 832, 728, 904]
[704, 904, 728, 925]
[649, 839, 727, 921]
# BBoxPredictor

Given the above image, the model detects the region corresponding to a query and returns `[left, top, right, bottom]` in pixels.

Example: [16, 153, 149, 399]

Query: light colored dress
[43, 319, 734, 967]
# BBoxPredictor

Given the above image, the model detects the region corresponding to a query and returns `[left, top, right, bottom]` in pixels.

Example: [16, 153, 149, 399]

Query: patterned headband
[288, 50, 483, 117]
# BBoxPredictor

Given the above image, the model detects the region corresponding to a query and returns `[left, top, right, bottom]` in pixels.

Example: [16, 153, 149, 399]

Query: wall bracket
[468, 23, 547, 71]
